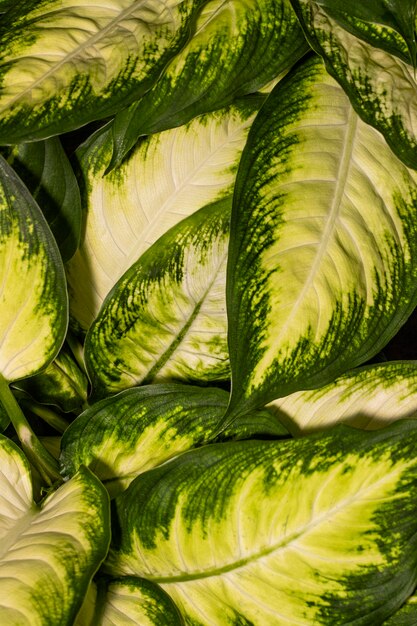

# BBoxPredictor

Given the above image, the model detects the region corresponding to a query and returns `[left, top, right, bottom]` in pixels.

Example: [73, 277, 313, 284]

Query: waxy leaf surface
[109, 0, 308, 167]
[106, 421, 417, 624]
[60, 383, 286, 497]
[0, 0, 204, 142]
[0, 435, 110, 625]
[0, 155, 68, 382]
[85, 198, 230, 395]
[269, 360, 417, 435]
[225, 55, 417, 418]
[6, 138, 82, 262]
[67, 97, 261, 330]
[291, 0, 417, 169]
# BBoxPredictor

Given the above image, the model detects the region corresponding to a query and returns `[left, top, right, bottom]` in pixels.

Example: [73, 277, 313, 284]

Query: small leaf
[106, 421, 417, 624]
[0, 155, 68, 382]
[5, 138, 82, 262]
[0, 434, 110, 625]
[66, 97, 262, 330]
[60, 383, 286, 497]
[109, 0, 308, 168]
[85, 197, 230, 396]
[269, 360, 417, 435]
[0, 0, 204, 142]
[225, 54, 417, 419]
[75, 577, 183, 625]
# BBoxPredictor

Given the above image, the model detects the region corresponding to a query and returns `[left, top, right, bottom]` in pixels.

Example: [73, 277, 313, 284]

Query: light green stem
[19, 398, 69, 434]
[0, 374, 62, 486]
[66, 333, 87, 376]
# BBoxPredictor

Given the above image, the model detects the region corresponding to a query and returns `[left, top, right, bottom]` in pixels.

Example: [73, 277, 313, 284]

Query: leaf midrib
[0, 507, 35, 560]
[147, 459, 404, 584]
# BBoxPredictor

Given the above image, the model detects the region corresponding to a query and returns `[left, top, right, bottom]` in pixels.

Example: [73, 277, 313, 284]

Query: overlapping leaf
[383, 593, 417, 625]
[75, 577, 183, 625]
[291, 0, 417, 169]
[0, 434, 110, 625]
[85, 197, 231, 395]
[225, 54, 417, 420]
[60, 383, 287, 497]
[5, 138, 82, 261]
[67, 97, 262, 330]
[0, 155, 68, 382]
[0, 0, 205, 143]
[106, 421, 417, 624]
[269, 360, 417, 435]
[109, 0, 308, 168]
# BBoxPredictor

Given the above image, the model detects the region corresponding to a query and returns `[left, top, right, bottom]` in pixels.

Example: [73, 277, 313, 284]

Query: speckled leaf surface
[106, 421, 417, 624]
[225, 55, 417, 419]
[291, 0, 417, 170]
[0, 0, 204, 143]
[85, 197, 230, 396]
[0, 155, 68, 382]
[5, 138, 82, 262]
[75, 577, 183, 625]
[383, 593, 417, 625]
[0, 434, 110, 626]
[60, 383, 286, 497]
[269, 361, 417, 435]
[109, 0, 308, 167]
[66, 97, 262, 331]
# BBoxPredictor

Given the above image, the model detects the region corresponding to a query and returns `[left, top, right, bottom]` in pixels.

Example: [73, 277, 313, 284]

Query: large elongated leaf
[0, 0, 205, 143]
[312, 0, 417, 65]
[106, 421, 417, 624]
[109, 0, 308, 168]
[75, 577, 183, 625]
[383, 593, 417, 625]
[225, 54, 417, 420]
[0, 155, 68, 382]
[5, 138, 82, 262]
[85, 197, 230, 395]
[269, 360, 417, 435]
[66, 96, 262, 331]
[291, 0, 417, 170]
[0, 434, 110, 625]
[60, 383, 287, 497]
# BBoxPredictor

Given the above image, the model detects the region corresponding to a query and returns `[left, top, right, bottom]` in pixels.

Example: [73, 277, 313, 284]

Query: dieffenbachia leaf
[106, 421, 417, 624]
[5, 138, 82, 262]
[0, 155, 68, 383]
[66, 96, 262, 331]
[224, 54, 417, 420]
[109, 0, 308, 168]
[0, 0, 205, 143]
[310, 0, 417, 65]
[268, 360, 417, 435]
[0, 434, 110, 625]
[13, 342, 88, 414]
[85, 197, 230, 396]
[75, 577, 183, 625]
[291, 0, 417, 170]
[60, 383, 287, 498]
[383, 593, 417, 625]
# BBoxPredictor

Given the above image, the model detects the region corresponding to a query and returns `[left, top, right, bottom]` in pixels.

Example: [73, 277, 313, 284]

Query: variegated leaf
[106, 421, 417, 624]
[5, 138, 82, 262]
[291, 0, 417, 169]
[224, 54, 417, 420]
[0, 0, 204, 143]
[60, 383, 287, 497]
[268, 360, 417, 435]
[75, 577, 183, 625]
[109, 0, 308, 168]
[0, 155, 68, 382]
[383, 592, 417, 625]
[66, 96, 262, 331]
[85, 197, 230, 396]
[0, 434, 110, 625]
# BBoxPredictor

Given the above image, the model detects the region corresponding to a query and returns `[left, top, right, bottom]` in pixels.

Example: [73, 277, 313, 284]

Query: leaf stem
[18, 397, 69, 434]
[0, 374, 62, 486]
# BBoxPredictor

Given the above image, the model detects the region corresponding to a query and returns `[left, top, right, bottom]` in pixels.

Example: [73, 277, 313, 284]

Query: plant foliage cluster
[2, 0, 417, 623]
